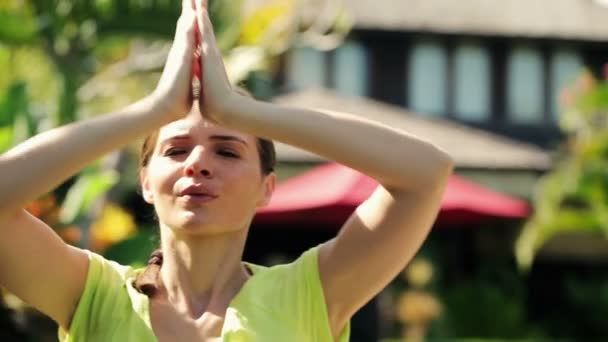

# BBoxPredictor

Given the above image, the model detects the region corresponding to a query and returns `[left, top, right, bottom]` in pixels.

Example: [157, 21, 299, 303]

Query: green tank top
[58, 246, 350, 341]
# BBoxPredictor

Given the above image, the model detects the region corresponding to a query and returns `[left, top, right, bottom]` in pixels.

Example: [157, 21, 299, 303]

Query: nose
[183, 146, 213, 178]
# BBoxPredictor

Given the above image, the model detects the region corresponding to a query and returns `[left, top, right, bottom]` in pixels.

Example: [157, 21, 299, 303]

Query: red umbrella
[254, 163, 530, 227]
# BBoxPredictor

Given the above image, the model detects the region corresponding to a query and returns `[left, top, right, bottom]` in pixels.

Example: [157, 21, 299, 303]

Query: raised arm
[0, 2, 197, 329]
[194, 4, 453, 337]
[227, 101, 451, 337]
[240, 104, 452, 333]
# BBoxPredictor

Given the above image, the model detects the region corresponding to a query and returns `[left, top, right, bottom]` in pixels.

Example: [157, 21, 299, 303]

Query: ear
[140, 168, 155, 204]
[257, 172, 276, 207]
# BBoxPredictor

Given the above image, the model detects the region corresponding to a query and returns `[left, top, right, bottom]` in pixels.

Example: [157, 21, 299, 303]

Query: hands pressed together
[153, 0, 236, 124]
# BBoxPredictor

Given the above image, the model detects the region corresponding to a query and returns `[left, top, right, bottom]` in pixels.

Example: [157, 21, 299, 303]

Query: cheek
[147, 159, 181, 194]
[223, 168, 265, 205]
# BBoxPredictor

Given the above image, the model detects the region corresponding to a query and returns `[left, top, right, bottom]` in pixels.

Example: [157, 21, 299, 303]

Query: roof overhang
[272, 89, 553, 171]
[343, 0, 608, 41]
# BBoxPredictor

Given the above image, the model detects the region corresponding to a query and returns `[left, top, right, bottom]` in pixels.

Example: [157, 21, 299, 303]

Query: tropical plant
[516, 69, 608, 268]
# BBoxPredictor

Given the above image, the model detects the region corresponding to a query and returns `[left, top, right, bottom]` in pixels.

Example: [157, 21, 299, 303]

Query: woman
[0, 1, 453, 341]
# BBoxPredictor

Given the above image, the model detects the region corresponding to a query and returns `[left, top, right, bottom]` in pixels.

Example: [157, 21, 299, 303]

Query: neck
[157, 224, 250, 318]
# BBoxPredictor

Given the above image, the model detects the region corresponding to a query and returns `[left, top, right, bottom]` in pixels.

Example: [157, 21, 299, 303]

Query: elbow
[430, 149, 454, 188]
[437, 150, 454, 179]
[396, 148, 453, 193]
[417, 151, 453, 194]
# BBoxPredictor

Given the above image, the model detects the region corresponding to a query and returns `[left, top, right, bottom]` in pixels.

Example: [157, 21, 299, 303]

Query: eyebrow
[209, 134, 249, 146]
[158, 134, 191, 146]
[159, 134, 248, 147]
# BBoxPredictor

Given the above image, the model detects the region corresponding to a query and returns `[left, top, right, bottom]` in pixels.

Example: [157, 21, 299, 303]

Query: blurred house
[278, 0, 608, 149]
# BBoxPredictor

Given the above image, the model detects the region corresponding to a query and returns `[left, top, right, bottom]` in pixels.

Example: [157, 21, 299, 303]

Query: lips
[178, 184, 218, 203]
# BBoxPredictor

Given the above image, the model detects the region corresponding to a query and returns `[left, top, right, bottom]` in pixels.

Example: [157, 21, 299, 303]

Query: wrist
[145, 92, 186, 124]
[214, 91, 251, 127]
[126, 94, 177, 128]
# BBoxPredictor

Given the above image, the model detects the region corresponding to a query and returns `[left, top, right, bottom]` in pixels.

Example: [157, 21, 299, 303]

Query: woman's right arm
[0, 99, 171, 330]
[0, 0, 197, 329]
[0, 98, 170, 215]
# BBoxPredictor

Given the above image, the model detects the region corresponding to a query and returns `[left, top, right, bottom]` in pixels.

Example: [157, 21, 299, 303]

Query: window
[407, 39, 447, 116]
[507, 46, 544, 123]
[286, 47, 326, 90]
[550, 48, 583, 121]
[332, 41, 368, 97]
[453, 43, 491, 122]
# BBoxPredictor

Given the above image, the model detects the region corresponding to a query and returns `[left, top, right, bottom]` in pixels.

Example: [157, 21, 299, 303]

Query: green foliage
[561, 276, 608, 337]
[0, 126, 12, 152]
[516, 70, 608, 269]
[210, 0, 244, 52]
[104, 229, 158, 268]
[0, 6, 37, 44]
[59, 165, 119, 224]
[528, 272, 608, 340]
[440, 281, 532, 339]
[434, 258, 545, 341]
[0, 81, 43, 152]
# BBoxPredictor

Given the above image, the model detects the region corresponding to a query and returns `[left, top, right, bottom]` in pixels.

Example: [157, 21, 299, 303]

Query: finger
[182, 0, 194, 14]
[196, 8, 211, 43]
[193, 0, 210, 41]
[191, 1, 202, 83]
[198, 9, 232, 88]
[194, 0, 208, 10]
[175, 9, 196, 48]
[198, 8, 219, 55]
[202, 9, 215, 39]
[161, 9, 196, 83]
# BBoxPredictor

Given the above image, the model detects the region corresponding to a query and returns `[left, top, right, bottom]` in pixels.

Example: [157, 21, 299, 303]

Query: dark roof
[272, 89, 553, 171]
[342, 0, 608, 41]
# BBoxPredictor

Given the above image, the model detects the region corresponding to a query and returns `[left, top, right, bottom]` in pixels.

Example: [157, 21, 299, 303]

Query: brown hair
[134, 90, 276, 297]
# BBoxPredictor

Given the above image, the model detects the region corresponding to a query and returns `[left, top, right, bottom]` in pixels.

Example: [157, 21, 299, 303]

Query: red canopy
[254, 163, 530, 227]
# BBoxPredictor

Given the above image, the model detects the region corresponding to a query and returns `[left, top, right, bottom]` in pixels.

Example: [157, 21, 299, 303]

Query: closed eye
[164, 147, 187, 157]
[217, 149, 239, 158]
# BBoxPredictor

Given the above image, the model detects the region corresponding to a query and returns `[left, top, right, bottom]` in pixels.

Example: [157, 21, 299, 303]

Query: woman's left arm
[194, 4, 453, 337]
[224, 98, 453, 336]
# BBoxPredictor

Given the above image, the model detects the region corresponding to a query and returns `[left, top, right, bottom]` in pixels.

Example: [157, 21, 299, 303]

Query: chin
[175, 217, 218, 235]
[172, 214, 243, 236]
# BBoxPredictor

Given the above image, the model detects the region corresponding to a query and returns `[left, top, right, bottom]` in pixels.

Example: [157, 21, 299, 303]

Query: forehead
[156, 112, 254, 146]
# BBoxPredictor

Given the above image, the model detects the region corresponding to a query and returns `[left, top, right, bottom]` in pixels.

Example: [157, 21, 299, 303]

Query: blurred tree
[516, 69, 608, 269]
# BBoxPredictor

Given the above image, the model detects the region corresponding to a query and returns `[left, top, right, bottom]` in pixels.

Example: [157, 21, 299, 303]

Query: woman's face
[140, 111, 275, 235]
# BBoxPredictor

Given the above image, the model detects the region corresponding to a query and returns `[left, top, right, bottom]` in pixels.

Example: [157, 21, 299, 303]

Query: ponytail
[133, 249, 163, 298]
